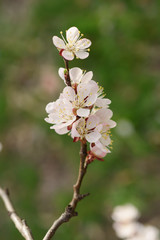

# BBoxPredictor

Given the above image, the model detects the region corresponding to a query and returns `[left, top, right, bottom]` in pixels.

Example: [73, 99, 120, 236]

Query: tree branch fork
[0, 141, 89, 240]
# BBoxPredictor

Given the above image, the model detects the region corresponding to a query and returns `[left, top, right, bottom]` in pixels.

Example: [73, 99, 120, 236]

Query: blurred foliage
[0, 0, 160, 239]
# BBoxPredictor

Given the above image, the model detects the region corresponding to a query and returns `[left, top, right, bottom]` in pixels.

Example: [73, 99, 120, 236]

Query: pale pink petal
[69, 67, 83, 83]
[107, 119, 117, 128]
[77, 108, 90, 117]
[95, 141, 109, 152]
[81, 71, 93, 84]
[86, 131, 101, 143]
[95, 108, 113, 122]
[100, 135, 111, 146]
[86, 115, 100, 129]
[45, 117, 53, 124]
[77, 83, 90, 101]
[62, 50, 74, 60]
[95, 98, 111, 108]
[113, 222, 141, 239]
[58, 67, 66, 82]
[75, 51, 89, 59]
[66, 26, 80, 44]
[52, 36, 65, 49]
[75, 38, 91, 49]
[88, 80, 99, 93]
[95, 124, 103, 132]
[51, 119, 75, 130]
[90, 144, 107, 158]
[55, 127, 69, 135]
[45, 102, 55, 113]
[71, 120, 81, 138]
[63, 86, 75, 101]
[45, 113, 61, 124]
[85, 94, 97, 106]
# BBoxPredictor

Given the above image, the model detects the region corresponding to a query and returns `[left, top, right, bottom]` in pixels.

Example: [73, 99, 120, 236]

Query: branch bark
[43, 140, 89, 240]
[0, 187, 34, 240]
[64, 59, 72, 86]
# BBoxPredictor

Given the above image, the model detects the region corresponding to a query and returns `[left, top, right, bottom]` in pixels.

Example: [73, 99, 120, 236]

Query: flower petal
[75, 51, 89, 59]
[107, 119, 117, 128]
[86, 115, 100, 129]
[77, 108, 90, 117]
[62, 50, 74, 60]
[71, 120, 81, 138]
[66, 26, 80, 44]
[51, 119, 75, 130]
[85, 94, 97, 106]
[69, 67, 83, 83]
[77, 83, 90, 101]
[55, 127, 69, 135]
[52, 36, 65, 49]
[95, 108, 113, 123]
[95, 98, 111, 108]
[100, 135, 111, 146]
[88, 80, 99, 93]
[81, 71, 93, 84]
[63, 86, 75, 101]
[90, 143, 108, 158]
[58, 67, 66, 82]
[95, 141, 109, 152]
[76, 38, 91, 49]
[86, 131, 101, 143]
[45, 102, 55, 113]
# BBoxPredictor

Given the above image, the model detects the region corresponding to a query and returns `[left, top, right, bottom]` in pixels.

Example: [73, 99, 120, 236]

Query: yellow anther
[81, 33, 84, 36]
[88, 48, 90, 52]
[60, 31, 63, 34]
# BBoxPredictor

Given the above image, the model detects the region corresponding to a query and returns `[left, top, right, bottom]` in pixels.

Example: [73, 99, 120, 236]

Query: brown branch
[0, 187, 34, 240]
[63, 59, 71, 86]
[43, 140, 89, 240]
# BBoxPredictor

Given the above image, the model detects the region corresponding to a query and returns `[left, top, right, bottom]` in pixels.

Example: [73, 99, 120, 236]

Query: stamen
[60, 31, 67, 44]
[76, 32, 84, 42]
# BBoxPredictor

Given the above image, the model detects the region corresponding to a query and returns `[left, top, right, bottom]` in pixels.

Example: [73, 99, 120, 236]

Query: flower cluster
[112, 204, 160, 240]
[45, 26, 116, 162]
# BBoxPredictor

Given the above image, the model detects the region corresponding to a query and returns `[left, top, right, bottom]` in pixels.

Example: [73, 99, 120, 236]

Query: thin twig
[43, 140, 89, 240]
[63, 59, 71, 86]
[0, 187, 34, 240]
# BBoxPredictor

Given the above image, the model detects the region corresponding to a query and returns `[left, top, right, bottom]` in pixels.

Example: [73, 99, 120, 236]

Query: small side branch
[63, 59, 71, 86]
[0, 187, 34, 240]
[43, 141, 89, 240]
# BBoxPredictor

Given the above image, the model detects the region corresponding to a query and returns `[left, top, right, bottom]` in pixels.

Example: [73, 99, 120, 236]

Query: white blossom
[90, 108, 116, 158]
[128, 225, 160, 240]
[53, 27, 91, 60]
[71, 115, 102, 143]
[94, 85, 112, 109]
[111, 204, 140, 223]
[113, 222, 142, 239]
[58, 67, 93, 85]
[45, 98, 76, 134]
[61, 80, 99, 117]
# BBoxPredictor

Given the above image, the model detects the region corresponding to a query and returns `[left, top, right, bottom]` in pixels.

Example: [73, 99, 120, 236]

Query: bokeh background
[0, 0, 160, 239]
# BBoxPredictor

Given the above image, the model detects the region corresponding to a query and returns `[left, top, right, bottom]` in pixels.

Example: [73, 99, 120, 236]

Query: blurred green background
[0, 0, 160, 239]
